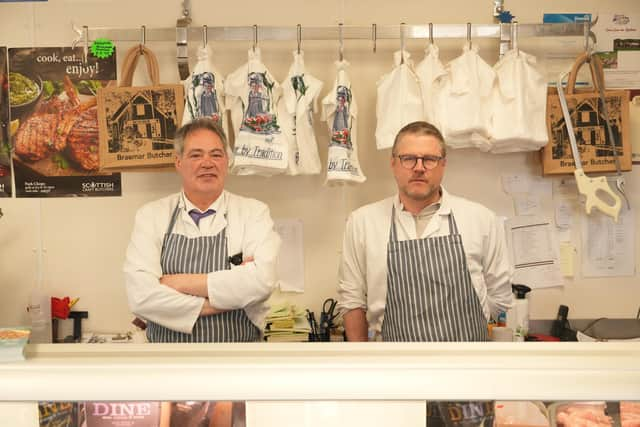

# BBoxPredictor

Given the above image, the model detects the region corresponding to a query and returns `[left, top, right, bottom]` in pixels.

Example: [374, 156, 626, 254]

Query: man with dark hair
[124, 117, 281, 343]
[338, 120, 513, 342]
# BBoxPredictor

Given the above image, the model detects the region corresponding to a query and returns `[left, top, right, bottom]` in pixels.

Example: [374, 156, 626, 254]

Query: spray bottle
[506, 284, 532, 342]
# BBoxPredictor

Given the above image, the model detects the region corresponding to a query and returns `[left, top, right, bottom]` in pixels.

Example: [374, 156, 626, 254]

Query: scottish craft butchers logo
[613, 14, 630, 25]
[82, 181, 115, 192]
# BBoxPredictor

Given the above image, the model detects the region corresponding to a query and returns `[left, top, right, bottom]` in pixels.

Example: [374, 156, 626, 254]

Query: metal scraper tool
[556, 72, 622, 222]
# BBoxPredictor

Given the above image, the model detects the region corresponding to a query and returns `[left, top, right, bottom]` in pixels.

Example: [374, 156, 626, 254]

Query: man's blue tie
[188, 209, 215, 226]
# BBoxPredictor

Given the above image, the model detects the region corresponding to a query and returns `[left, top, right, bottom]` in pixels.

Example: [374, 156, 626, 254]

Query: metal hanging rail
[78, 22, 592, 77]
[85, 22, 588, 43]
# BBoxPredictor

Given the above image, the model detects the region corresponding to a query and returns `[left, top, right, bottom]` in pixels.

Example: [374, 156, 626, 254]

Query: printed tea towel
[226, 48, 287, 176]
[182, 46, 232, 158]
[321, 60, 366, 185]
[278, 51, 323, 175]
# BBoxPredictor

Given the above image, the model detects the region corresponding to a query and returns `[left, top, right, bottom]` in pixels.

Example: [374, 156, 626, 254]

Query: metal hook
[71, 22, 83, 49]
[140, 25, 146, 54]
[583, 20, 591, 55]
[296, 24, 302, 54]
[372, 23, 377, 53]
[83, 25, 89, 64]
[429, 22, 434, 45]
[466, 22, 472, 49]
[338, 23, 344, 61]
[252, 24, 258, 52]
[202, 25, 208, 47]
[511, 20, 519, 56]
[400, 23, 405, 64]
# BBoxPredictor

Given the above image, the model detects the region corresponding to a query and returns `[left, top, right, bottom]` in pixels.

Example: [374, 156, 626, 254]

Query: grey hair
[391, 121, 446, 158]
[173, 118, 229, 156]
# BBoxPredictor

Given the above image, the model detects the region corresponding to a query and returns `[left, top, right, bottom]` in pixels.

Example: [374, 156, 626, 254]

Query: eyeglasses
[394, 154, 444, 170]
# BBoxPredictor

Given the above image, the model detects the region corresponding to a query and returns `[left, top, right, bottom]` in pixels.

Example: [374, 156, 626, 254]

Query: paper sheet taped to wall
[506, 216, 563, 289]
[274, 218, 305, 293]
[581, 208, 635, 277]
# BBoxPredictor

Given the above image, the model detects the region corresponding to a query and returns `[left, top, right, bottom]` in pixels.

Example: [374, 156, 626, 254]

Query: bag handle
[118, 45, 161, 87]
[566, 51, 603, 95]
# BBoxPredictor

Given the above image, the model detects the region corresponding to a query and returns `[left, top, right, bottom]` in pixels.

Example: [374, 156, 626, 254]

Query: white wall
[1, 0, 639, 336]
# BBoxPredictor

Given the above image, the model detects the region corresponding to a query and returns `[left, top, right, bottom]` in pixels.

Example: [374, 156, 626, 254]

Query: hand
[160, 274, 208, 297]
[241, 256, 254, 265]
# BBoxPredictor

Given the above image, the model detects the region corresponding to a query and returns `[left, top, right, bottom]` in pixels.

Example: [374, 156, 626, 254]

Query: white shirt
[375, 50, 423, 150]
[337, 188, 513, 334]
[489, 49, 548, 153]
[124, 190, 281, 334]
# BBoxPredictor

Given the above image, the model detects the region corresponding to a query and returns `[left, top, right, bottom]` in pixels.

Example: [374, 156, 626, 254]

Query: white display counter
[1, 342, 639, 401]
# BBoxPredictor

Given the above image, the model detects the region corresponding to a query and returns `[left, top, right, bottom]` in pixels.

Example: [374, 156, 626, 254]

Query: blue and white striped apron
[146, 203, 260, 343]
[382, 206, 488, 342]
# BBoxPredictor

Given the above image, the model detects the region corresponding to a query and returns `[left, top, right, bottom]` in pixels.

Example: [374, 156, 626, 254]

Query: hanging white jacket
[182, 46, 232, 159]
[439, 43, 496, 152]
[278, 51, 324, 175]
[321, 60, 366, 185]
[415, 43, 447, 130]
[489, 49, 548, 153]
[375, 50, 423, 150]
[225, 48, 287, 176]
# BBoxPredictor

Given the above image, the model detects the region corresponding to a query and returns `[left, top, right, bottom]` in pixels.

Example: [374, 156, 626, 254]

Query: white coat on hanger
[321, 60, 366, 185]
[225, 48, 287, 176]
[415, 43, 448, 130]
[182, 46, 232, 159]
[489, 49, 548, 153]
[278, 51, 324, 175]
[439, 43, 496, 152]
[375, 50, 423, 150]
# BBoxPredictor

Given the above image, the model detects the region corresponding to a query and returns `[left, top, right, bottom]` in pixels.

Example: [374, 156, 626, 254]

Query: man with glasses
[124, 117, 281, 344]
[337, 121, 513, 343]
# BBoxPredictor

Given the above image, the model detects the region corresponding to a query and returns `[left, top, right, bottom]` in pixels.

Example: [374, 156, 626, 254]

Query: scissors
[323, 298, 338, 323]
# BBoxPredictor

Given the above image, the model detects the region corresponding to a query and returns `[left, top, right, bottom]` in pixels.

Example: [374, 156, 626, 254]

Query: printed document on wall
[581, 208, 635, 277]
[274, 218, 305, 292]
[506, 216, 563, 289]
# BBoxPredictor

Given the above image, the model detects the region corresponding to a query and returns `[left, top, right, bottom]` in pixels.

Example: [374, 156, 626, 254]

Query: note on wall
[274, 218, 305, 293]
[581, 208, 636, 277]
[505, 216, 563, 289]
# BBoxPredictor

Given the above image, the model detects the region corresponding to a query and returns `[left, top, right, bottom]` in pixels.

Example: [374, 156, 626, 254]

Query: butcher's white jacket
[337, 188, 514, 333]
[124, 191, 281, 334]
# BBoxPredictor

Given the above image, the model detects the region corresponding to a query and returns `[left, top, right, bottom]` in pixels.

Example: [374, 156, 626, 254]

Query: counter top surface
[2, 342, 639, 401]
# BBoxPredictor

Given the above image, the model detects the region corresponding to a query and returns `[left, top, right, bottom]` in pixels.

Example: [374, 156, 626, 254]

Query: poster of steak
[0, 47, 11, 197]
[8, 47, 121, 197]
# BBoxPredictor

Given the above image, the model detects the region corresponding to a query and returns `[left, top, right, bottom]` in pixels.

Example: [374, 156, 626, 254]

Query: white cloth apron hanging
[321, 60, 366, 185]
[488, 49, 548, 153]
[439, 43, 496, 152]
[415, 44, 448, 130]
[375, 50, 423, 150]
[225, 48, 287, 176]
[181, 46, 233, 159]
[278, 51, 324, 175]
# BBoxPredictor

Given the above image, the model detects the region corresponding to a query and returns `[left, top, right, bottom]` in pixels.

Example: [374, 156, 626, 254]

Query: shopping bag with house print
[97, 45, 184, 171]
[542, 52, 631, 175]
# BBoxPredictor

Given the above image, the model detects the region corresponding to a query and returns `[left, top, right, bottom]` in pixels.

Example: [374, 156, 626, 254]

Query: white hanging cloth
[415, 43, 448, 130]
[278, 51, 324, 175]
[181, 46, 232, 159]
[488, 49, 548, 153]
[439, 43, 496, 152]
[375, 50, 423, 150]
[225, 48, 287, 176]
[321, 60, 366, 185]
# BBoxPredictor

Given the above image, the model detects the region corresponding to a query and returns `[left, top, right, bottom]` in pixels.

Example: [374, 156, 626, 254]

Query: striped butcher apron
[146, 203, 260, 343]
[381, 207, 492, 427]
